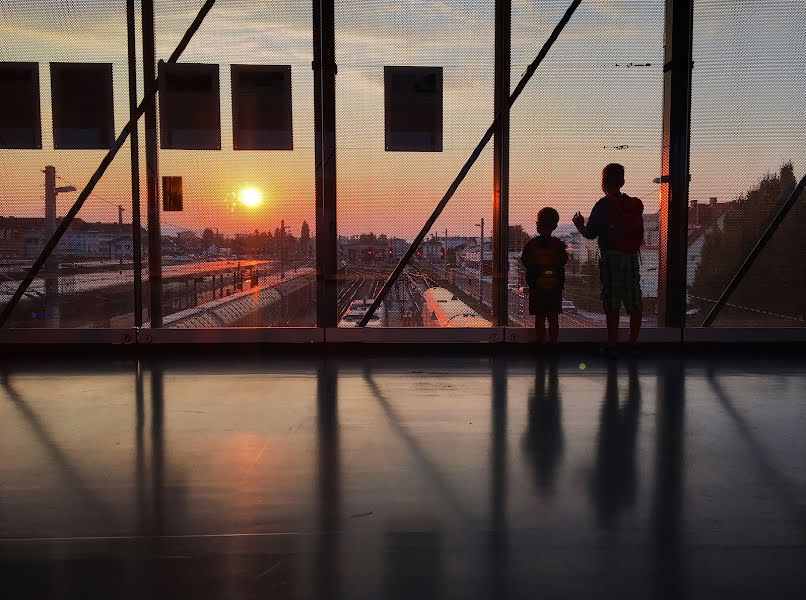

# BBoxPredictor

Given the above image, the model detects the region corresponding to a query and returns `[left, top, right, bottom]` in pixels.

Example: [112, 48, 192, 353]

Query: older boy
[521, 207, 569, 346]
[572, 163, 644, 353]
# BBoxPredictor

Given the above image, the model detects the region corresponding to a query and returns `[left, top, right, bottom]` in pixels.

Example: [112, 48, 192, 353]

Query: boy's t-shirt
[520, 236, 569, 291]
[582, 194, 644, 253]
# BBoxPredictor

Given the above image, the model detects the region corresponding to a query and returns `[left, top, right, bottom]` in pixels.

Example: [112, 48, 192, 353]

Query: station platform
[1, 352, 804, 599]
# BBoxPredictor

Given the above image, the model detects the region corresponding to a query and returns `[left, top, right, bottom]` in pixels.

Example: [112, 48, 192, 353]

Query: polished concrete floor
[1, 353, 805, 599]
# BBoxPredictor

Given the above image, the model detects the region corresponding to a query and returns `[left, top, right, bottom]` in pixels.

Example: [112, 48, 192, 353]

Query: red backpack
[608, 195, 644, 253]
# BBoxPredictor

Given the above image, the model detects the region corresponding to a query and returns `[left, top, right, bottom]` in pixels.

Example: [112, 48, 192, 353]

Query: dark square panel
[50, 63, 114, 149]
[0, 62, 42, 149]
[384, 66, 443, 152]
[231, 65, 293, 151]
[159, 63, 221, 150]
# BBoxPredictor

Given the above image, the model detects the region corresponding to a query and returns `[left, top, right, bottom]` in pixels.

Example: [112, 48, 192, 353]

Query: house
[456, 239, 493, 275]
[0, 216, 145, 261]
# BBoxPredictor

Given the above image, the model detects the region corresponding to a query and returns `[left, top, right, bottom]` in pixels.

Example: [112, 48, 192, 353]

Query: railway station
[1, 1, 804, 599]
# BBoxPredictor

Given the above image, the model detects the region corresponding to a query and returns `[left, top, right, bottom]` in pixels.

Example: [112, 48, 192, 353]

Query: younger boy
[521, 207, 569, 346]
[572, 163, 644, 353]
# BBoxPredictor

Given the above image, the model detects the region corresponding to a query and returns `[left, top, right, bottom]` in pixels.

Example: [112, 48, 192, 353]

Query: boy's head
[536, 207, 560, 235]
[602, 163, 625, 196]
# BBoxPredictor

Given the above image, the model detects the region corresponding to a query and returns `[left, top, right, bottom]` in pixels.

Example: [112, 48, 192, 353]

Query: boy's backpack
[608, 194, 644, 253]
[527, 238, 564, 291]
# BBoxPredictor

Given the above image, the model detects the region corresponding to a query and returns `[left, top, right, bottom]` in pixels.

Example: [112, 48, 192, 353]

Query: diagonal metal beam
[0, 0, 218, 328]
[702, 173, 806, 327]
[358, 0, 583, 326]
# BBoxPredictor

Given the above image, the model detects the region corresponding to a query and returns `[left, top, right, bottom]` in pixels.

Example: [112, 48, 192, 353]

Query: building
[456, 239, 493, 275]
[0, 216, 144, 261]
[686, 197, 735, 286]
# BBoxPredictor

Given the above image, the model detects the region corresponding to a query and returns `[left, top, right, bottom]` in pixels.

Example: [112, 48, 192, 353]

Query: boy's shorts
[600, 251, 643, 314]
[529, 288, 563, 316]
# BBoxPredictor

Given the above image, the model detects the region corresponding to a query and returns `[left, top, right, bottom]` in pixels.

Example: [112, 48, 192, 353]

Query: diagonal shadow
[362, 370, 476, 526]
[707, 368, 806, 533]
[0, 372, 113, 524]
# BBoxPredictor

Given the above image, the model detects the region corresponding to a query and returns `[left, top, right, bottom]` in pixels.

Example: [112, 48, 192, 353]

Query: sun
[239, 187, 263, 208]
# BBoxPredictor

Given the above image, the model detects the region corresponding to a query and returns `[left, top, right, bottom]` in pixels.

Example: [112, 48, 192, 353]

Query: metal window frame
[657, 0, 694, 329]
[3, 0, 802, 345]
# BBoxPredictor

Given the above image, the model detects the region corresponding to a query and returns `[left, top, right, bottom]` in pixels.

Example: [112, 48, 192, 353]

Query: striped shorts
[599, 251, 643, 314]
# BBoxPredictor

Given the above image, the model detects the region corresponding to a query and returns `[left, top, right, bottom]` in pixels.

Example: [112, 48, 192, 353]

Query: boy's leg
[547, 313, 559, 344]
[599, 254, 619, 346]
[628, 311, 642, 345]
[605, 310, 620, 345]
[535, 313, 547, 344]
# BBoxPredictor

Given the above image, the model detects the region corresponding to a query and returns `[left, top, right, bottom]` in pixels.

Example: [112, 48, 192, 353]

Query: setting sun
[239, 187, 263, 208]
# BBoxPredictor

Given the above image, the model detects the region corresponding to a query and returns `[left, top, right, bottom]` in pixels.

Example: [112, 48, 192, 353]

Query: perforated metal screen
[688, 0, 806, 327]
[0, 0, 136, 328]
[509, 0, 664, 328]
[1, 0, 803, 333]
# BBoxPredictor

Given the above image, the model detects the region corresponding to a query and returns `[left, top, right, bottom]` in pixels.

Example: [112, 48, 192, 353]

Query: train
[422, 287, 492, 328]
[163, 272, 315, 328]
[338, 298, 386, 328]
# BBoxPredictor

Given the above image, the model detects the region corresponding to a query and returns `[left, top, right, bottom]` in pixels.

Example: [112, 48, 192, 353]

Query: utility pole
[476, 217, 485, 306]
[279, 220, 290, 280]
[44, 166, 57, 236]
[118, 205, 124, 225]
[41, 166, 75, 328]
[43, 166, 59, 327]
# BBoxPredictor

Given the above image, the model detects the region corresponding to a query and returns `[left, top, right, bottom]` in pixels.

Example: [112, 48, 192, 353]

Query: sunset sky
[1, 0, 803, 239]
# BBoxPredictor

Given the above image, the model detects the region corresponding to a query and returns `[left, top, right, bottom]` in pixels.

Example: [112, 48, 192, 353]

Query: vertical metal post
[142, 0, 162, 327]
[127, 0, 143, 329]
[658, 0, 694, 328]
[313, 0, 338, 328]
[493, 0, 511, 327]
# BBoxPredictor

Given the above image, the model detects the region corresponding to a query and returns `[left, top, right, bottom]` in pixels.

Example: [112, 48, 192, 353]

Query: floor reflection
[522, 357, 564, 498]
[652, 358, 685, 600]
[1, 355, 805, 599]
[590, 359, 641, 531]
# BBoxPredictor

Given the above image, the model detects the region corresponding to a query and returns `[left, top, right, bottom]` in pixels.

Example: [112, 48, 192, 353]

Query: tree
[690, 162, 806, 324]
[508, 224, 531, 252]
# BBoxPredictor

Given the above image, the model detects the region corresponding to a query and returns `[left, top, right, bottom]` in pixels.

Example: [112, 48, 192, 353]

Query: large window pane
[151, 0, 315, 328]
[509, 1, 664, 327]
[335, 0, 495, 328]
[0, 1, 137, 328]
[687, 0, 806, 327]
